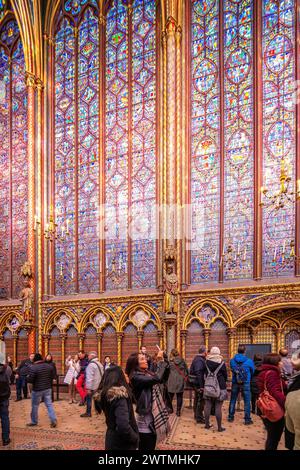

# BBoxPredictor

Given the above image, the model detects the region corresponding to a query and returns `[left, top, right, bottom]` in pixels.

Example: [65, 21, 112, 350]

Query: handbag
[257, 371, 284, 422]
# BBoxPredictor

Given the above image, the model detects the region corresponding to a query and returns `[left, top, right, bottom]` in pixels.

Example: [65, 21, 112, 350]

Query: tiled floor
[3, 395, 285, 450]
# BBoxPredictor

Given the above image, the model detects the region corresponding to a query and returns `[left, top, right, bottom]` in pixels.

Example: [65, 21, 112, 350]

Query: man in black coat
[26, 353, 57, 427]
[190, 346, 207, 423]
[0, 352, 12, 446]
[15, 353, 34, 401]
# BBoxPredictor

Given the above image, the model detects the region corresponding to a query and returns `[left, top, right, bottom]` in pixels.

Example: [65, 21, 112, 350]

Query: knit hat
[210, 346, 221, 355]
[291, 351, 300, 370]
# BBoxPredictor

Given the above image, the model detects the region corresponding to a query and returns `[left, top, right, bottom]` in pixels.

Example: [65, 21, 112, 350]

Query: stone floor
[3, 393, 285, 450]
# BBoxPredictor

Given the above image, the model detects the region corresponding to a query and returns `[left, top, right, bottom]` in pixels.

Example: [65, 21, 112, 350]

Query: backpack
[257, 371, 284, 422]
[0, 366, 10, 400]
[203, 362, 224, 399]
[232, 360, 248, 385]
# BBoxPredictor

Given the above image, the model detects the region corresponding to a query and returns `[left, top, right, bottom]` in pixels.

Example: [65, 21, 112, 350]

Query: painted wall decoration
[0, 17, 28, 299]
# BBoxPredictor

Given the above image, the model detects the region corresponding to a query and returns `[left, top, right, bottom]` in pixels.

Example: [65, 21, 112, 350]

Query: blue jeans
[228, 383, 252, 422]
[16, 376, 27, 399]
[0, 399, 10, 442]
[31, 389, 57, 425]
[86, 393, 93, 416]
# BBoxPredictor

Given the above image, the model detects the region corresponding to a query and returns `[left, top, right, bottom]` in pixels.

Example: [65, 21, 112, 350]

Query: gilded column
[96, 333, 103, 361]
[77, 333, 85, 351]
[180, 329, 187, 359]
[13, 334, 18, 367]
[203, 328, 211, 351]
[276, 328, 284, 352]
[25, 72, 36, 354]
[227, 327, 237, 361]
[60, 333, 66, 374]
[117, 332, 124, 366]
[137, 331, 144, 351]
[42, 334, 50, 357]
[36, 77, 44, 354]
[157, 330, 164, 350]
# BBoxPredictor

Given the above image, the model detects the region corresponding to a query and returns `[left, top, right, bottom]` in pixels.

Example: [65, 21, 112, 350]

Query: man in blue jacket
[228, 345, 254, 425]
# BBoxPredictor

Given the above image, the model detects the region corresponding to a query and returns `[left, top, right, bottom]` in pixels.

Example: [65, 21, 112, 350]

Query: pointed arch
[182, 299, 234, 329]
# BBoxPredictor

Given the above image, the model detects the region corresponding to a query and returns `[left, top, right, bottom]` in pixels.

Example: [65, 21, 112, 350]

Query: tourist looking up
[100, 365, 139, 450]
[257, 353, 286, 450]
[203, 346, 227, 432]
[26, 353, 57, 428]
[80, 351, 104, 418]
[167, 348, 188, 417]
[228, 345, 254, 425]
[126, 347, 170, 451]
[190, 346, 207, 424]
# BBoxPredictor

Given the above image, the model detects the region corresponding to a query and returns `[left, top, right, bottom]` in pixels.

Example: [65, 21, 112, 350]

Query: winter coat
[131, 361, 168, 416]
[285, 372, 300, 450]
[190, 354, 206, 389]
[230, 353, 254, 385]
[102, 385, 139, 450]
[85, 358, 104, 391]
[27, 361, 56, 392]
[250, 359, 262, 395]
[205, 359, 228, 391]
[0, 364, 11, 401]
[16, 358, 32, 377]
[257, 364, 286, 411]
[167, 357, 188, 394]
[281, 357, 293, 379]
[45, 360, 57, 379]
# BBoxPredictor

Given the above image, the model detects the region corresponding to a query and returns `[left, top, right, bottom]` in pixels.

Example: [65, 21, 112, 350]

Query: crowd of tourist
[0, 344, 300, 451]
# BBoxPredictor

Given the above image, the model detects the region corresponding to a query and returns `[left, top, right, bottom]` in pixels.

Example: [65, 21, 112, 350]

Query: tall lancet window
[190, 0, 297, 283]
[53, 0, 158, 294]
[262, 0, 296, 277]
[0, 14, 28, 298]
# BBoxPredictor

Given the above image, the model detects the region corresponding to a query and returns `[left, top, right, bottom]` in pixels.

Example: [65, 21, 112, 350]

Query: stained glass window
[190, 0, 297, 284]
[54, 0, 157, 293]
[0, 18, 28, 298]
[190, 0, 220, 282]
[223, 0, 254, 280]
[0, 0, 6, 22]
[262, 0, 296, 277]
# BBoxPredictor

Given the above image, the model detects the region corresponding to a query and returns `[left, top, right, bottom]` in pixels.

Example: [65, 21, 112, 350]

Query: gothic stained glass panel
[223, 0, 254, 280]
[0, 0, 6, 22]
[78, 7, 99, 293]
[262, 0, 296, 277]
[0, 45, 10, 296]
[11, 39, 28, 297]
[191, 0, 220, 282]
[131, 0, 157, 288]
[55, 17, 76, 295]
[0, 19, 28, 299]
[105, 0, 129, 290]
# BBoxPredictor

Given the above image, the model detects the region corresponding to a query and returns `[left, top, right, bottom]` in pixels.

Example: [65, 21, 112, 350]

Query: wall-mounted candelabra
[34, 205, 70, 242]
[260, 158, 300, 210]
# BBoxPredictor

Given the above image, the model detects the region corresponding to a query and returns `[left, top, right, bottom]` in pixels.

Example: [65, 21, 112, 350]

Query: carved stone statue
[20, 280, 33, 322]
[163, 264, 178, 314]
[21, 261, 33, 280]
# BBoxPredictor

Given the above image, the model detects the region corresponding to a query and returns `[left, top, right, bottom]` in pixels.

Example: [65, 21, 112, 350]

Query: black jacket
[205, 360, 227, 391]
[250, 359, 262, 395]
[78, 357, 89, 377]
[287, 372, 300, 394]
[102, 386, 139, 450]
[27, 361, 56, 391]
[190, 355, 206, 389]
[16, 358, 32, 377]
[45, 360, 57, 379]
[131, 361, 168, 416]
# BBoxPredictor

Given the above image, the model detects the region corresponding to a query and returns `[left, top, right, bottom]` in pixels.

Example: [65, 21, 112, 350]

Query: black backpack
[0, 366, 11, 400]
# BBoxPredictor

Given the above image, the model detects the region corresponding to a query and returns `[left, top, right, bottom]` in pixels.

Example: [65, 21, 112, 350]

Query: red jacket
[257, 364, 286, 410]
